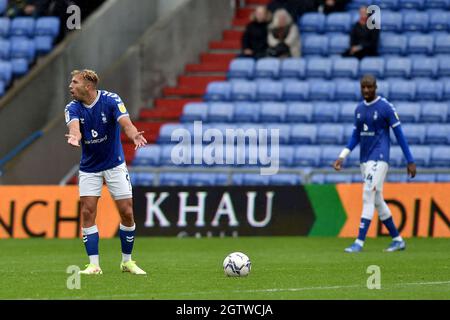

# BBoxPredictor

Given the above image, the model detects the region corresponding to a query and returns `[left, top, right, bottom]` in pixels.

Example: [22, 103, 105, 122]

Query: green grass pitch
[0, 237, 449, 300]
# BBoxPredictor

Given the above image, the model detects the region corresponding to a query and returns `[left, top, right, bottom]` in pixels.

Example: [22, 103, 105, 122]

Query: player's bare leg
[115, 198, 146, 275]
[79, 196, 102, 275]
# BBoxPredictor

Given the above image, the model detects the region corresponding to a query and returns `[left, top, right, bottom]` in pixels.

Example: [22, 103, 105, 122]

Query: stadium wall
[1, 184, 449, 239]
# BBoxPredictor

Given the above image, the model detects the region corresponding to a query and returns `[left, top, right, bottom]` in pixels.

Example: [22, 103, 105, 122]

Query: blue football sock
[382, 217, 400, 239]
[119, 224, 136, 256]
[82, 225, 99, 256]
[357, 218, 372, 242]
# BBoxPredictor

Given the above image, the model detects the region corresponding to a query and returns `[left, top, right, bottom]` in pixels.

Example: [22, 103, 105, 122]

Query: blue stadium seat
[395, 102, 421, 122]
[242, 174, 271, 186]
[346, 146, 360, 167]
[290, 124, 317, 144]
[0, 61, 12, 86]
[425, 124, 449, 144]
[158, 124, 186, 144]
[10, 58, 28, 77]
[0, 38, 10, 59]
[313, 102, 339, 122]
[204, 81, 231, 101]
[10, 37, 35, 63]
[35, 17, 60, 38]
[303, 35, 328, 56]
[159, 172, 190, 186]
[233, 102, 260, 122]
[335, 81, 361, 101]
[266, 123, 291, 144]
[254, 58, 280, 79]
[317, 124, 344, 144]
[359, 57, 385, 78]
[299, 12, 326, 33]
[420, 102, 448, 122]
[256, 80, 283, 101]
[434, 34, 450, 54]
[260, 102, 287, 122]
[230, 80, 257, 101]
[228, 58, 255, 79]
[415, 80, 443, 100]
[438, 56, 450, 76]
[34, 36, 54, 55]
[132, 145, 161, 166]
[386, 173, 408, 182]
[429, 11, 449, 31]
[411, 145, 431, 167]
[373, 0, 399, 10]
[401, 124, 426, 144]
[0, 17, 10, 37]
[408, 34, 434, 55]
[286, 102, 314, 122]
[399, 0, 425, 9]
[381, 12, 403, 32]
[131, 173, 156, 186]
[408, 173, 436, 183]
[309, 81, 335, 100]
[320, 146, 342, 167]
[214, 173, 229, 185]
[388, 80, 416, 101]
[403, 11, 429, 32]
[269, 174, 301, 185]
[332, 58, 358, 78]
[343, 124, 355, 143]
[10, 17, 35, 37]
[431, 146, 450, 167]
[379, 34, 407, 55]
[231, 173, 245, 185]
[294, 146, 321, 167]
[444, 82, 450, 100]
[324, 173, 353, 184]
[376, 80, 390, 99]
[306, 58, 332, 78]
[188, 173, 218, 186]
[280, 58, 306, 78]
[340, 102, 356, 122]
[328, 33, 350, 55]
[347, 0, 371, 9]
[182, 102, 208, 122]
[385, 57, 411, 78]
[326, 13, 352, 32]
[208, 102, 234, 122]
[411, 57, 438, 78]
[0, 0, 6, 15]
[278, 146, 295, 166]
[425, 0, 450, 9]
[436, 173, 450, 182]
[389, 146, 404, 167]
[283, 81, 309, 101]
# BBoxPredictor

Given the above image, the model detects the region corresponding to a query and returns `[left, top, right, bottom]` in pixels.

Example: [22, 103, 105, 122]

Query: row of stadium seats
[0, 17, 60, 39]
[205, 79, 450, 102]
[132, 144, 450, 168]
[299, 10, 450, 33]
[302, 32, 449, 56]
[181, 101, 450, 124]
[0, 36, 55, 61]
[157, 123, 450, 145]
[228, 56, 450, 80]
[348, 0, 450, 10]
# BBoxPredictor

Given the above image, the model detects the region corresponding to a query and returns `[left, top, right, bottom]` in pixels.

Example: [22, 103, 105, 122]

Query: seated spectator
[317, 0, 350, 14]
[342, 6, 379, 59]
[240, 5, 271, 59]
[6, 0, 48, 18]
[267, 8, 301, 58]
[267, 0, 301, 21]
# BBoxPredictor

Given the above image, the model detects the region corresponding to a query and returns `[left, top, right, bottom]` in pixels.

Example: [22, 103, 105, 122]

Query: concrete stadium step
[209, 39, 241, 50]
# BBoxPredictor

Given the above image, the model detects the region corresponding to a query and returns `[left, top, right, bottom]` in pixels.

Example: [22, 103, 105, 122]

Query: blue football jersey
[65, 90, 129, 173]
[352, 96, 400, 163]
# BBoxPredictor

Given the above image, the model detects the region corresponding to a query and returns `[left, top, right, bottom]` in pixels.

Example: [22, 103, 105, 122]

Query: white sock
[393, 236, 403, 242]
[355, 239, 364, 247]
[89, 255, 99, 267]
[122, 254, 132, 263]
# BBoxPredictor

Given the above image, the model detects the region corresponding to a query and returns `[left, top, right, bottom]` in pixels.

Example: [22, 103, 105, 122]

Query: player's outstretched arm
[119, 116, 147, 150]
[66, 120, 81, 147]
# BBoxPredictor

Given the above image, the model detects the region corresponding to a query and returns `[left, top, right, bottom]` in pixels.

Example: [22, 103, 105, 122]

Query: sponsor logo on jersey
[118, 103, 127, 114]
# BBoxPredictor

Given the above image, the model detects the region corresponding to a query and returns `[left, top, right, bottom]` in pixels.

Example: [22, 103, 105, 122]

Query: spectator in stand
[6, 0, 48, 18]
[267, 8, 301, 58]
[267, 0, 302, 21]
[240, 5, 271, 59]
[317, 0, 350, 14]
[342, 6, 379, 59]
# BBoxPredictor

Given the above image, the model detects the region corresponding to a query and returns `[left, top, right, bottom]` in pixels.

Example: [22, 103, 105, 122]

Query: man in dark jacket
[241, 6, 271, 59]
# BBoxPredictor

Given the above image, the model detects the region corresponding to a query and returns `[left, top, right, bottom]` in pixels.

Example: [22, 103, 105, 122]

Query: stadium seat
[429, 11, 449, 31]
[231, 173, 245, 185]
[425, 124, 449, 144]
[280, 58, 306, 78]
[320, 146, 342, 167]
[324, 173, 352, 184]
[410, 145, 431, 167]
[294, 146, 321, 167]
[401, 124, 426, 144]
[10, 37, 36, 63]
[436, 173, 450, 182]
[407, 34, 434, 55]
[208, 102, 234, 122]
[0, 61, 12, 86]
[347, 0, 371, 9]
[182, 102, 208, 122]
[431, 146, 450, 167]
[0, 0, 6, 15]
[242, 174, 271, 186]
[299, 12, 326, 33]
[425, 0, 450, 9]
[326, 13, 352, 32]
[403, 11, 429, 32]
[303, 35, 328, 56]
[256, 80, 283, 101]
[204, 81, 231, 101]
[411, 57, 438, 78]
[420, 102, 448, 122]
[277, 146, 295, 166]
[399, 0, 425, 9]
[408, 173, 436, 183]
[10, 58, 28, 77]
[10, 17, 35, 37]
[386, 173, 408, 182]
[346, 146, 361, 167]
[328, 33, 350, 55]
[438, 56, 450, 76]
[0, 17, 10, 37]
[159, 172, 190, 186]
[385, 57, 411, 78]
[306, 58, 332, 78]
[343, 124, 355, 143]
[313, 102, 339, 122]
[309, 81, 335, 100]
[254, 58, 280, 79]
[394, 102, 421, 122]
[34, 36, 54, 55]
[228, 58, 254, 79]
[332, 58, 358, 79]
[269, 174, 301, 185]
[132, 145, 161, 166]
[388, 80, 416, 101]
[35, 17, 60, 38]
[379, 34, 407, 55]
[359, 57, 385, 78]
[373, 0, 399, 10]
[290, 124, 317, 144]
[376, 80, 390, 99]
[286, 102, 314, 122]
[283, 81, 309, 101]
[444, 82, 450, 100]
[260, 102, 287, 122]
[415, 80, 443, 100]
[131, 173, 156, 186]
[339, 102, 356, 122]
[188, 173, 218, 186]
[266, 123, 291, 144]
[389, 146, 404, 168]
[434, 34, 450, 54]
[230, 80, 257, 101]
[381, 11, 403, 32]
[158, 124, 186, 144]
[317, 124, 344, 144]
[0, 38, 10, 59]
[335, 81, 361, 101]
[233, 102, 260, 122]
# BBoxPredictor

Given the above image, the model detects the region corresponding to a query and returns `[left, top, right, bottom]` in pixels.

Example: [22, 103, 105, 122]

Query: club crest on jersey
[118, 103, 127, 114]
[101, 112, 107, 124]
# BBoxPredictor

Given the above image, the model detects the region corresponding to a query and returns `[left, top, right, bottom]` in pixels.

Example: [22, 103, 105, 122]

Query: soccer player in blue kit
[65, 69, 147, 274]
[333, 75, 417, 253]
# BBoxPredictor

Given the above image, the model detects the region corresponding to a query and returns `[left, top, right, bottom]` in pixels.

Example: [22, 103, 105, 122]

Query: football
[223, 252, 251, 277]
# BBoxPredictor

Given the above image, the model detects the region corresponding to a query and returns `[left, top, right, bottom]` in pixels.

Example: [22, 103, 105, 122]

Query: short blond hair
[71, 69, 99, 87]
